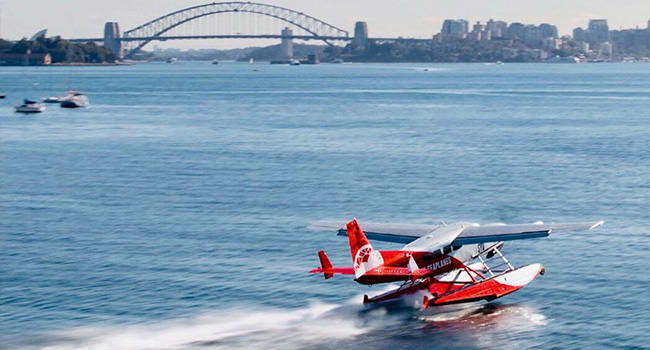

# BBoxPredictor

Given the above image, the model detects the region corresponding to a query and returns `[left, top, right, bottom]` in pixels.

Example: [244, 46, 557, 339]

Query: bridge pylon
[353, 21, 368, 50]
[280, 27, 294, 59]
[104, 22, 123, 58]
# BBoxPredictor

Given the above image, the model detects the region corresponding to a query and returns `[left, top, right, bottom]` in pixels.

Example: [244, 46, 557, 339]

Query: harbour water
[1, 62, 649, 349]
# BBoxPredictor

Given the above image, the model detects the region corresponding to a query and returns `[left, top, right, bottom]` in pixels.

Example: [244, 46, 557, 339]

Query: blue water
[1, 62, 649, 349]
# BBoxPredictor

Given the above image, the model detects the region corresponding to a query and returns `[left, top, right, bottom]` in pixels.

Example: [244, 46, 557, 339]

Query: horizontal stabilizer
[309, 251, 355, 278]
[308, 267, 355, 275]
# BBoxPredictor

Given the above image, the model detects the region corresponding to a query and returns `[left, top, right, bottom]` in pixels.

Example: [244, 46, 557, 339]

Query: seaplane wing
[453, 221, 604, 245]
[310, 220, 604, 247]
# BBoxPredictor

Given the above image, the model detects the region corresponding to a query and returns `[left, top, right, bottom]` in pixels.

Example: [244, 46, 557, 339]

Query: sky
[1, 0, 649, 49]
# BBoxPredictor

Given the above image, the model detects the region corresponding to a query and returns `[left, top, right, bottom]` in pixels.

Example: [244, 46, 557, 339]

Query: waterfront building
[542, 37, 561, 51]
[0, 51, 51, 66]
[599, 41, 613, 60]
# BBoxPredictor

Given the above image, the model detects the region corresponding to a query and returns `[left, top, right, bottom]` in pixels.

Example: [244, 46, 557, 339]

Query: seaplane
[310, 218, 604, 308]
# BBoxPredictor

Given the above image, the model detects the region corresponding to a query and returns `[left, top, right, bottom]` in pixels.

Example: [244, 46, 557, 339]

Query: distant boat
[0, 94, 6, 99]
[42, 96, 62, 103]
[546, 56, 580, 64]
[332, 58, 344, 64]
[289, 58, 301, 66]
[166, 57, 178, 64]
[496, 61, 504, 65]
[249, 58, 254, 64]
[212, 59, 219, 65]
[60, 91, 89, 108]
[15, 99, 45, 113]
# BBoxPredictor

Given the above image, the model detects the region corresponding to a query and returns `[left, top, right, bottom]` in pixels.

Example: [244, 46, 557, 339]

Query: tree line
[0, 37, 117, 63]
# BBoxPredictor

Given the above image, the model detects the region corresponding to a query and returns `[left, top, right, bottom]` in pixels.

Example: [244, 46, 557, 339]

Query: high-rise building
[472, 21, 484, 33]
[539, 23, 559, 39]
[523, 25, 543, 46]
[441, 19, 469, 38]
[506, 22, 525, 39]
[588, 19, 609, 43]
[486, 19, 508, 38]
[573, 27, 586, 41]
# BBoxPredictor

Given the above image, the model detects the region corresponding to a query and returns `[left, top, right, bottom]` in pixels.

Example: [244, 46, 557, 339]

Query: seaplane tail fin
[318, 250, 334, 279]
[347, 218, 384, 279]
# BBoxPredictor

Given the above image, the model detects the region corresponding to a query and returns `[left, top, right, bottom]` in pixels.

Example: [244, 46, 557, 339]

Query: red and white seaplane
[310, 218, 604, 308]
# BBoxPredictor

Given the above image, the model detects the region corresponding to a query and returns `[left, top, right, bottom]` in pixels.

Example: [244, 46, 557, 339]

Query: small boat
[249, 58, 254, 64]
[166, 57, 178, 64]
[60, 91, 89, 108]
[0, 94, 6, 99]
[212, 59, 219, 65]
[15, 99, 45, 113]
[42, 96, 62, 103]
[332, 58, 344, 64]
[289, 59, 301, 66]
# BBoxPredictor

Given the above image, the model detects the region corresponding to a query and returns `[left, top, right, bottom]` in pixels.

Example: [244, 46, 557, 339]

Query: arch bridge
[71, 2, 367, 58]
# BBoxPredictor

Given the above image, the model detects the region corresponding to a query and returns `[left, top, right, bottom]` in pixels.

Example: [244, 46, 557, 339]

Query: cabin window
[443, 246, 452, 254]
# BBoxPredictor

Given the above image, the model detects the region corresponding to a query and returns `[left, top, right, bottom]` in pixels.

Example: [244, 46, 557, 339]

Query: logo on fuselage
[353, 244, 383, 278]
[425, 257, 452, 272]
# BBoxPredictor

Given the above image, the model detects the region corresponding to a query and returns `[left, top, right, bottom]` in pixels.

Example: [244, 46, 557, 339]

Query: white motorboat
[42, 96, 62, 103]
[15, 99, 45, 113]
[212, 59, 219, 65]
[60, 91, 89, 108]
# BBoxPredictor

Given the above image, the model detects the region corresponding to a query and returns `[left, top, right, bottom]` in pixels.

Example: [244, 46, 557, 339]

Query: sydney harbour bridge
[68, 2, 428, 59]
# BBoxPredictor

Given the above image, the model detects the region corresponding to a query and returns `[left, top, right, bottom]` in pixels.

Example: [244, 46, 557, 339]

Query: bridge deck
[70, 35, 430, 43]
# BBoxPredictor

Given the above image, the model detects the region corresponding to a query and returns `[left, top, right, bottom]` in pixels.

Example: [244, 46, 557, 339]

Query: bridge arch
[122, 2, 349, 57]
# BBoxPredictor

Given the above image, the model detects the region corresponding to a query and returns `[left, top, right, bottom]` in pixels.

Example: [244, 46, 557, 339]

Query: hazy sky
[1, 0, 649, 49]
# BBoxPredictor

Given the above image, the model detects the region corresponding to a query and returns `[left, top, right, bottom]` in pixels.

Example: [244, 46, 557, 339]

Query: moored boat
[15, 99, 45, 113]
[42, 96, 62, 103]
[60, 91, 89, 108]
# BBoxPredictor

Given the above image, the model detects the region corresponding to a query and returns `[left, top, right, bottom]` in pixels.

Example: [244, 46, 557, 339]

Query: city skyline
[1, 0, 650, 49]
